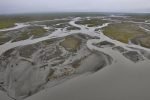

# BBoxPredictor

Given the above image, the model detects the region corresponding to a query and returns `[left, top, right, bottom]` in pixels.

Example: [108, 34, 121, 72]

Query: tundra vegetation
[75, 18, 108, 27]
[102, 22, 149, 44]
[60, 36, 81, 52]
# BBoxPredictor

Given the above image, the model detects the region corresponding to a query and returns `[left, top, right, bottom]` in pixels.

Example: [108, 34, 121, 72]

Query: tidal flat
[0, 13, 150, 100]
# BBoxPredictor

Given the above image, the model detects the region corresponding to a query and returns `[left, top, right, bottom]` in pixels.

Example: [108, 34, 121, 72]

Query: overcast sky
[0, 0, 150, 14]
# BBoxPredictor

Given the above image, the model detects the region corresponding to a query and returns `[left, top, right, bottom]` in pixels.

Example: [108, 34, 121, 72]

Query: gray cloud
[0, 0, 150, 14]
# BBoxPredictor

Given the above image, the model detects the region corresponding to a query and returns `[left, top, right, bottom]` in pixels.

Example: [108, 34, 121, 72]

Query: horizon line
[0, 11, 150, 15]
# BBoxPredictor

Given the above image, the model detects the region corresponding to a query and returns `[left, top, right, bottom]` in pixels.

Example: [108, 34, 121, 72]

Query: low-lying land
[60, 36, 81, 52]
[139, 36, 150, 48]
[75, 18, 107, 27]
[0, 20, 15, 29]
[12, 26, 47, 42]
[0, 13, 72, 29]
[102, 22, 148, 43]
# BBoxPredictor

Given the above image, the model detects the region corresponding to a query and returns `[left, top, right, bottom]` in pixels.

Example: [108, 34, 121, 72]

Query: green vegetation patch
[139, 36, 150, 48]
[75, 18, 107, 27]
[103, 22, 147, 43]
[60, 36, 81, 52]
[0, 20, 15, 29]
[12, 32, 30, 42]
[0, 15, 68, 29]
[30, 26, 47, 38]
[0, 32, 11, 44]
[0, 36, 11, 45]
[128, 14, 150, 22]
[0, 16, 32, 29]
[43, 38, 61, 45]
[12, 26, 47, 42]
